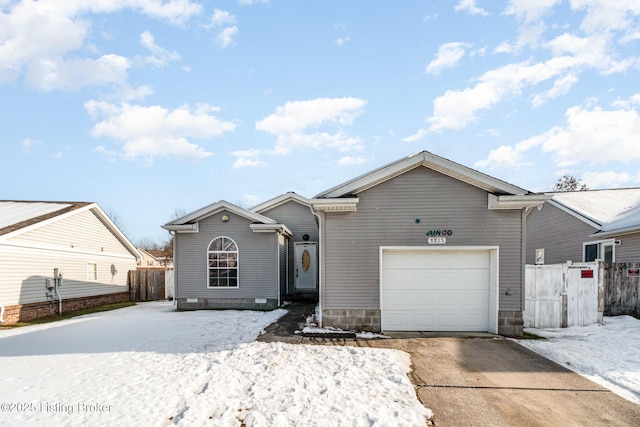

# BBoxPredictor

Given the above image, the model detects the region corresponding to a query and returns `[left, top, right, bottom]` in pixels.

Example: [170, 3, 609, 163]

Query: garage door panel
[382, 249, 492, 332]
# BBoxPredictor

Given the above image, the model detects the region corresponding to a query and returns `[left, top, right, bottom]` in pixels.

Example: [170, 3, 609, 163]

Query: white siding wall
[0, 209, 136, 305]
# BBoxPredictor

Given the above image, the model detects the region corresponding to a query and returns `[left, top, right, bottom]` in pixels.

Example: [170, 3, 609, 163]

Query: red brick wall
[1, 292, 130, 324]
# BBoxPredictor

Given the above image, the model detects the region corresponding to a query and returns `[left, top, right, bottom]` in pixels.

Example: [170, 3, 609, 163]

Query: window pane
[223, 239, 237, 251]
[584, 244, 598, 262]
[603, 244, 613, 262]
[229, 277, 237, 287]
[209, 238, 222, 251]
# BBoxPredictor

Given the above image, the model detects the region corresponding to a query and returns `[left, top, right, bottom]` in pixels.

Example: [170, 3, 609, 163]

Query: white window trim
[582, 239, 615, 262]
[86, 262, 98, 281]
[207, 236, 239, 289]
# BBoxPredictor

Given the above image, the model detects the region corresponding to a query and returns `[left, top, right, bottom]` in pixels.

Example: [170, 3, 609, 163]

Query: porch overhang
[250, 223, 293, 236]
[309, 198, 359, 212]
[488, 194, 551, 210]
[161, 223, 199, 233]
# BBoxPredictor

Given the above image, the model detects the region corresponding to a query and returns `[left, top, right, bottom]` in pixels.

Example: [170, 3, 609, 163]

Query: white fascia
[309, 198, 359, 212]
[488, 194, 551, 210]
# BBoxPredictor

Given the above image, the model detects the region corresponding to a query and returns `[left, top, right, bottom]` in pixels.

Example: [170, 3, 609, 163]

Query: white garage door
[381, 249, 491, 332]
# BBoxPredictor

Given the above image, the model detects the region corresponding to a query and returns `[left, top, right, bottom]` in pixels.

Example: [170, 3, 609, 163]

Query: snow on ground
[518, 315, 640, 404]
[0, 302, 430, 426]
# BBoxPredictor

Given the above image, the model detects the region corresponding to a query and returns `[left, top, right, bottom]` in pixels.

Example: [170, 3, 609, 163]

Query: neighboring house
[526, 188, 640, 265]
[0, 201, 140, 324]
[147, 249, 173, 270]
[164, 151, 547, 336]
[137, 248, 167, 269]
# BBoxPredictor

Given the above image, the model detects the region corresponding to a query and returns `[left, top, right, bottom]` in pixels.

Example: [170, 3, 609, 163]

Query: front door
[294, 242, 317, 290]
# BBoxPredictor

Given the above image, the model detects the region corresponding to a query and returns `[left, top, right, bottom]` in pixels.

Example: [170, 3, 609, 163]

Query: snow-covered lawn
[518, 315, 640, 404]
[0, 302, 431, 426]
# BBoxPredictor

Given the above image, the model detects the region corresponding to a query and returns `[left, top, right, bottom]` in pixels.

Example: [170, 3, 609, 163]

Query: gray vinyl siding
[615, 233, 640, 262]
[322, 166, 523, 312]
[0, 209, 136, 305]
[526, 203, 598, 264]
[175, 210, 278, 299]
[259, 200, 318, 293]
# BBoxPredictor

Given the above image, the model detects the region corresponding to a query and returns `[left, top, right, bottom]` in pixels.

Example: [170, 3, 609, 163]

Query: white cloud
[138, 31, 181, 67]
[581, 171, 635, 189]
[52, 152, 63, 159]
[425, 42, 471, 74]
[231, 150, 267, 168]
[256, 97, 366, 155]
[539, 105, 640, 166]
[216, 26, 239, 48]
[25, 54, 130, 91]
[570, 0, 640, 34]
[257, 97, 366, 135]
[22, 138, 42, 153]
[475, 145, 532, 169]
[0, 1, 200, 89]
[477, 97, 640, 170]
[505, 0, 561, 23]
[85, 100, 236, 160]
[337, 156, 367, 166]
[209, 9, 236, 27]
[334, 36, 351, 46]
[454, 0, 489, 16]
[95, 145, 118, 162]
[532, 73, 579, 107]
[206, 9, 238, 48]
[423, 28, 635, 134]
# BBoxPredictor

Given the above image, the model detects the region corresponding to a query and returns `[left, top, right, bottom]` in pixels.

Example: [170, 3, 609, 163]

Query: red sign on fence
[581, 269, 594, 279]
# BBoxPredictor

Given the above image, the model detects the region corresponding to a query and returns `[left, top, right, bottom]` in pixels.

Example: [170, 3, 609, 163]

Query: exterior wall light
[221, 215, 229, 222]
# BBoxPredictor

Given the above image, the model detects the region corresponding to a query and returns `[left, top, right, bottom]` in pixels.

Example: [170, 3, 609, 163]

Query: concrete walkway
[259, 303, 640, 426]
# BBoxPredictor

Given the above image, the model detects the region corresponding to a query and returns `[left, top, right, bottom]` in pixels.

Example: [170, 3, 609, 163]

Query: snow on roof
[0, 201, 73, 230]
[549, 188, 640, 232]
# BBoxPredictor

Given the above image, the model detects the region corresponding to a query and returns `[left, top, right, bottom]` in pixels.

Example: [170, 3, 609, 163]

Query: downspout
[309, 206, 323, 326]
[170, 231, 177, 307]
[521, 207, 532, 314]
[276, 232, 281, 308]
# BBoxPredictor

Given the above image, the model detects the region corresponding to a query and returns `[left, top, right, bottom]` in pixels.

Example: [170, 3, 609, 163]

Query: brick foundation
[176, 297, 279, 311]
[498, 310, 524, 337]
[322, 309, 381, 332]
[1, 292, 130, 324]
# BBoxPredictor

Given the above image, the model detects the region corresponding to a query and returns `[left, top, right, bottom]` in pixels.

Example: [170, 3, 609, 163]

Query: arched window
[207, 236, 238, 288]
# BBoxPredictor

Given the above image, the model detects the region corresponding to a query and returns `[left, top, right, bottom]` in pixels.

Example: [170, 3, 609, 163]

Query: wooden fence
[604, 262, 640, 318]
[128, 269, 166, 302]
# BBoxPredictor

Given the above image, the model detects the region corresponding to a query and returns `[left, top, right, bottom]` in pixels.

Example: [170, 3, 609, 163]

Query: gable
[316, 151, 529, 199]
[5, 209, 137, 258]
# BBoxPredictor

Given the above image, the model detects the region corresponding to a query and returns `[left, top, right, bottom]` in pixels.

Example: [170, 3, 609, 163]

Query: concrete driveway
[259, 305, 640, 425]
[366, 336, 640, 426]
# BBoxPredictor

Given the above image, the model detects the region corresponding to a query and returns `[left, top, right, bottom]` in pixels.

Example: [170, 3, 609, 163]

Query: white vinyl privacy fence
[524, 262, 604, 329]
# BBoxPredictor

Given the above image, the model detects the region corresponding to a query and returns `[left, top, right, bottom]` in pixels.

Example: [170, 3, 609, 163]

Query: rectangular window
[87, 263, 97, 280]
[583, 240, 615, 263]
[584, 244, 598, 262]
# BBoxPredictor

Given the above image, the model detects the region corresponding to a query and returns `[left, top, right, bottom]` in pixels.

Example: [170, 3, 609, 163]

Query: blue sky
[2, 0, 640, 245]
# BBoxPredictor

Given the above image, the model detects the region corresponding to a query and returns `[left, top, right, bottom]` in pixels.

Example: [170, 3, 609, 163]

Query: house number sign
[428, 237, 446, 245]
[426, 229, 452, 245]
